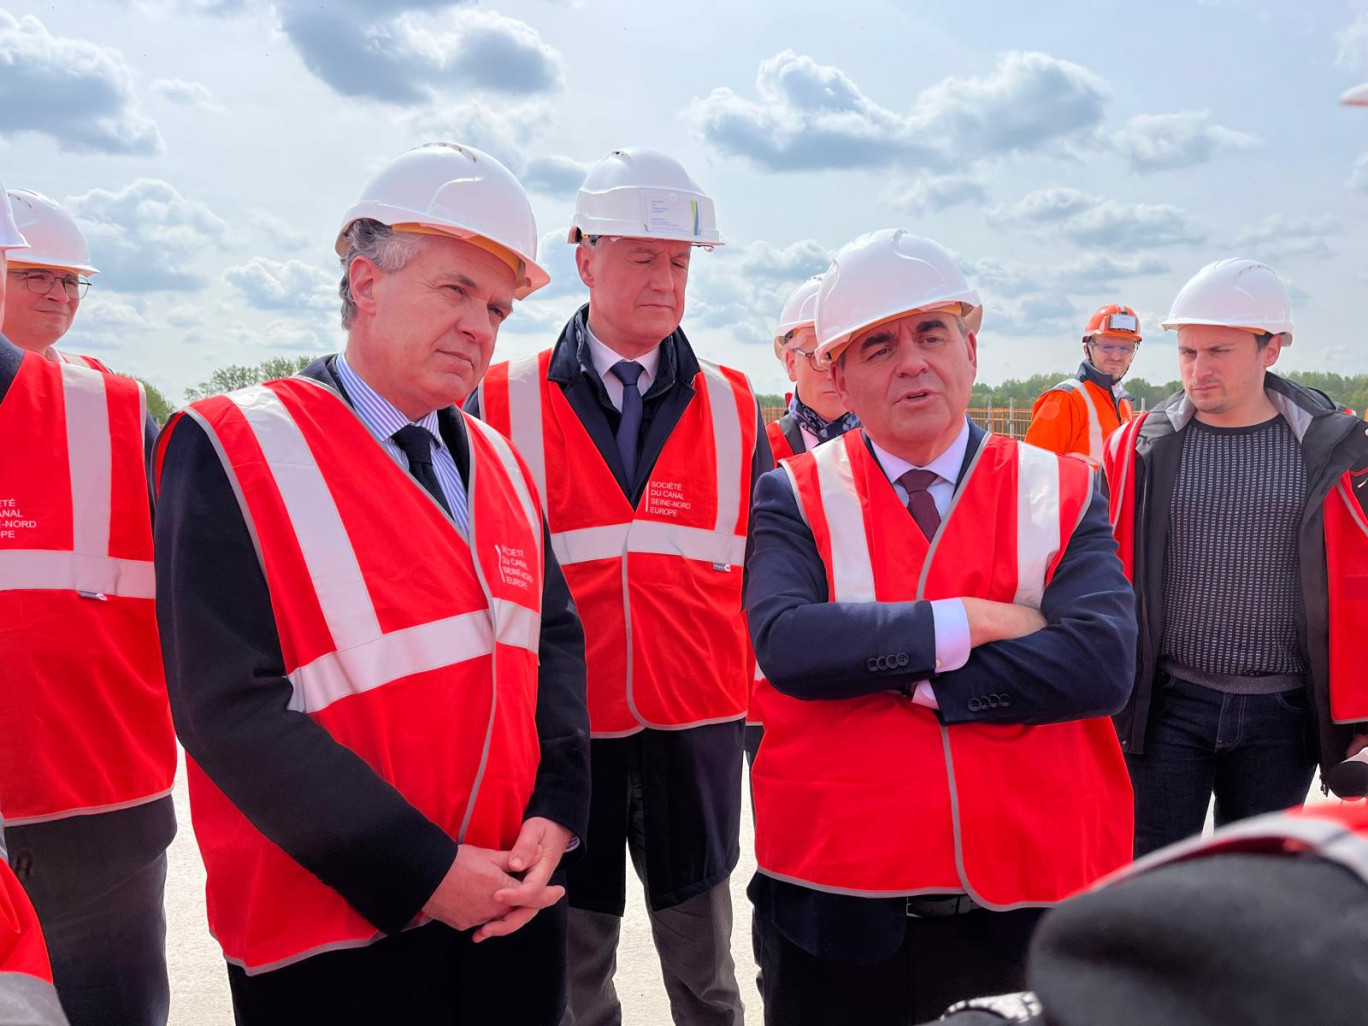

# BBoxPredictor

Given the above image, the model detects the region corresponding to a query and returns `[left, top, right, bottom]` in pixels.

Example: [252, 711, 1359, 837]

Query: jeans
[1126, 674, 1317, 857]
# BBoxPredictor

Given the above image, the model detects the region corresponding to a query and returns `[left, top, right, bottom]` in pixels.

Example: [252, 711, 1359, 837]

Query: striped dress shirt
[334, 353, 470, 536]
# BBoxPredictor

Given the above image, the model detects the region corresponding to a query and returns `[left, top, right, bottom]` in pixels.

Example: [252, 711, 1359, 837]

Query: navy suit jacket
[745, 421, 1136, 964]
[154, 356, 590, 937]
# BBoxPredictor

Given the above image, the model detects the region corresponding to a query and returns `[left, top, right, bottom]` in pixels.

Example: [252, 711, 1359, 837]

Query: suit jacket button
[999, 694, 1011, 708]
[896, 653, 909, 668]
[968, 698, 982, 713]
[986, 695, 999, 709]
[867, 657, 879, 672]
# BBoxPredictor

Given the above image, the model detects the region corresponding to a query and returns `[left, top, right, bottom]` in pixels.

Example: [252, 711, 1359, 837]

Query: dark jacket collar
[546, 303, 698, 397]
[0, 335, 22, 403]
[1077, 360, 1130, 399]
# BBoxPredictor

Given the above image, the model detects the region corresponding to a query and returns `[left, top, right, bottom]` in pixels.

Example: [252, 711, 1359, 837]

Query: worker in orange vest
[0, 821, 69, 1026]
[745, 229, 1135, 1025]
[1024, 304, 1139, 465]
[153, 144, 590, 1025]
[0, 183, 176, 1026]
[1, 190, 108, 370]
[925, 802, 1368, 1026]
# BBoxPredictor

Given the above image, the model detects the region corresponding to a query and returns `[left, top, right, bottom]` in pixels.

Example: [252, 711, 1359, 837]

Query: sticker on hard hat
[640, 189, 701, 237]
[1107, 313, 1138, 333]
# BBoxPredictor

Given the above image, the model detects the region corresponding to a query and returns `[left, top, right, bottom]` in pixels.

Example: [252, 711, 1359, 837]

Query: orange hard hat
[1083, 304, 1142, 342]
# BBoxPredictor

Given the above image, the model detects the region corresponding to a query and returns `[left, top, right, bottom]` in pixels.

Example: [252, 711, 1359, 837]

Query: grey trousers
[562, 884, 744, 1026]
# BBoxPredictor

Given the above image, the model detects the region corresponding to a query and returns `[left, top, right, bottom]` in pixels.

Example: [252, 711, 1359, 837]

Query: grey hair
[338, 219, 424, 329]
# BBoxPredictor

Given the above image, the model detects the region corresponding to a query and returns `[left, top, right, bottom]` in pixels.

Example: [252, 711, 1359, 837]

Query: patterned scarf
[788, 392, 861, 444]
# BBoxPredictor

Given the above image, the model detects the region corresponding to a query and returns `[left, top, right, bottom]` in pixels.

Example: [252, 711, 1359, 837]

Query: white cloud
[65, 178, 230, 292]
[522, 155, 590, 196]
[150, 78, 227, 113]
[1234, 214, 1341, 261]
[989, 187, 1203, 248]
[686, 238, 831, 343]
[1108, 110, 1257, 172]
[1350, 153, 1368, 195]
[888, 173, 988, 215]
[0, 12, 162, 155]
[1336, 13, 1368, 70]
[688, 49, 1109, 172]
[277, 2, 564, 105]
[966, 252, 1169, 300]
[249, 209, 312, 251]
[408, 101, 587, 196]
[224, 257, 337, 311]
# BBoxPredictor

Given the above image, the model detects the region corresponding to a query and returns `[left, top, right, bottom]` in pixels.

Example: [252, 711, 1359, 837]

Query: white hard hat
[814, 229, 982, 364]
[6, 189, 98, 275]
[1340, 83, 1368, 107]
[1161, 258, 1293, 345]
[568, 148, 723, 247]
[336, 142, 549, 300]
[0, 180, 28, 251]
[773, 275, 823, 359]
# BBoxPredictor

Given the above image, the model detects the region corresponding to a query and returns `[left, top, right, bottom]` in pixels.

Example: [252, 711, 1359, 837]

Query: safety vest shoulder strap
[1101, 412, 1149, 582]
[478, 351, 550, 504]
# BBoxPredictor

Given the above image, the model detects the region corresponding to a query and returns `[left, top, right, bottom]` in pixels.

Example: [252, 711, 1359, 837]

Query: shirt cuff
[930, 598, 971, 674]
[911, 680, 939, 709]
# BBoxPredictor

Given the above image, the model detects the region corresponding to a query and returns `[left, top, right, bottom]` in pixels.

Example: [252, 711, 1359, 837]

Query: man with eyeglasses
[1025, 305, 1139, 465]
[0, 182, 176, 1026]
[1, 191, 103, 369]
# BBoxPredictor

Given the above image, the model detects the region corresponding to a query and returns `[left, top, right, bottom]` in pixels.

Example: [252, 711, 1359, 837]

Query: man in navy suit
[744, 230, 1136, 1025]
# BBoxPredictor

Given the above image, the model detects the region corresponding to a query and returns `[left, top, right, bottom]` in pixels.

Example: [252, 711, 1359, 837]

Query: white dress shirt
[866, 419, 975, 708]
[585, 324, 662, 411]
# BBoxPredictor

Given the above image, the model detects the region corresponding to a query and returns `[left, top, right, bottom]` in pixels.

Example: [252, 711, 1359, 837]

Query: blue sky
[4, 0, 1366, 399]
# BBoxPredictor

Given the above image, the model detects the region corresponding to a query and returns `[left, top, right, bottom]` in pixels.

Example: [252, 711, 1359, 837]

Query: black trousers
[7, 805, 173, 1026]
[753, 907, 1042, 1026]
[227, 899, 568, 1026]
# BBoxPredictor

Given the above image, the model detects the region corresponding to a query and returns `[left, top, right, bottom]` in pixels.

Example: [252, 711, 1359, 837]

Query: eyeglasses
[8, 269, 91, 300]
[790, 348, 833, 373]
[1088, 340, 1137, 358]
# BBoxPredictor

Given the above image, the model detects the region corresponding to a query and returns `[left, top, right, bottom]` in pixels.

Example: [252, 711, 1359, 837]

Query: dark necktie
[611, 360, 645, 483]
[899, 469, 942, 541]
[392, 424, 453, 520]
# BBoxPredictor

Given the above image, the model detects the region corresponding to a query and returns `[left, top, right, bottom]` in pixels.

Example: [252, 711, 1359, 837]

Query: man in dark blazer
[154, 144, 590, 1024]
[745, 229, 1136, 1025]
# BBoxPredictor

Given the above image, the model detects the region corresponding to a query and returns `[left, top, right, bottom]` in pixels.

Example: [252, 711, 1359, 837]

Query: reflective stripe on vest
[1103, 804, 1368, 891]
[755, 430, 1132, 903]
[1050, 378, 1134, 465]
[480, 348, 756, 735]
[168, 377, 544, 973]
[0, 363, 155, 599]
[0, 860, 60, 1019]
[0, 355, 173, 825]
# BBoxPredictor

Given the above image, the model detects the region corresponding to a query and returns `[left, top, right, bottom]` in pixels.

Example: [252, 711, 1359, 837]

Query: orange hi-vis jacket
[158, 377, 545, 974]
[0, 352, 174, 826]
[1105, 412, 1368, 727]
[0, 855, 63, 1021]
[479, 348, 758, 738]
[1026, 365, 1134, 466]
[752, 430, 1133, 904]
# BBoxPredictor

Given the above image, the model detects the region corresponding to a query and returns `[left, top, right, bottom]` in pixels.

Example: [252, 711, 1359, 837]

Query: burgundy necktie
[899, 469, 941, 541]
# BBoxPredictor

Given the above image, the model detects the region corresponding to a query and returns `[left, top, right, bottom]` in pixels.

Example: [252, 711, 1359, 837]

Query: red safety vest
[0, 857, 61, 1016]
[1026, 376, 1134, 466]
[479, 349, 758, 737]
[752, 430, 1133, 904]
[158, 377, 544, 974]
[1105, 414, 1368, 723]
[1107, 802, 1368, 888]
[0, 353, 174, 825]
[748, 419, 799, 728]
[765, 418, 796, 462]
[54, 350, 111, 373]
